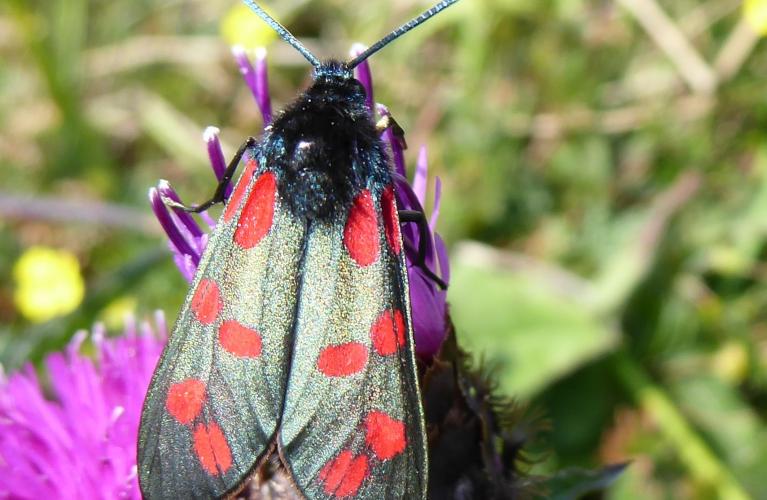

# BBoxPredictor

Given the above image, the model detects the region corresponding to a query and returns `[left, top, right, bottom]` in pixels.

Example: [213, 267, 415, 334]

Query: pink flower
[0, 314, 166, 499]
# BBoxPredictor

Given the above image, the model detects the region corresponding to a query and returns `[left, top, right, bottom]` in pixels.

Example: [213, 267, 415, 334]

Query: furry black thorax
[256, 60, 391, 222]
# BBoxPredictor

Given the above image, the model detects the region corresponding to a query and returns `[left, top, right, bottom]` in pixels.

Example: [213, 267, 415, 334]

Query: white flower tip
[255, 47, 268, 60]
[111, 406, 126, 423]
[137, 318, 147, 334]
[203, 126, 221, 143]
[350, 43, 367, 56]
[70, 330, 88, 352]
[376, 103, 389, 115]
[154, 310, 167, 337]
[148, 186, 158, 201]
[418, 144, 429, 160]
[231, 44, 246, 57]
[92, 322, 106, 342]
[92, 330, 104, 347]
[123, 313, 137, 333]
[157, 179, 171, 190]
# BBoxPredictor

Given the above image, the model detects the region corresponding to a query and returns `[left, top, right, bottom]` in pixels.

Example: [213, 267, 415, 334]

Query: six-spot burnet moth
[137, 0, 458, 498]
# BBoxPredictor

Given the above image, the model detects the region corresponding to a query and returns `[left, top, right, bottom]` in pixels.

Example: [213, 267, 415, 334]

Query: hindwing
[278, 186, 428, 499]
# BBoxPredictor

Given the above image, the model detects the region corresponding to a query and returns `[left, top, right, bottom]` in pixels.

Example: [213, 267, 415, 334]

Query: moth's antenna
[347, 0, 460, 69]
[242, 0, 321, 68]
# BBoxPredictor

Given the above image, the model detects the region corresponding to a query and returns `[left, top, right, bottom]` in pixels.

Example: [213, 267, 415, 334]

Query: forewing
[138, 159, 306, 499]
[278, 185, 428, 499]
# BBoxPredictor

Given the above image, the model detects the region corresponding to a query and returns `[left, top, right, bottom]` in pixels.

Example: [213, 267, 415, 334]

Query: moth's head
[313, 61, 353, 83]
[308, 60, 367, 109]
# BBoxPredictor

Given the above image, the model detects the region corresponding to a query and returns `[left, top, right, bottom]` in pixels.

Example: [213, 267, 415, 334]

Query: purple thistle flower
[149, 181, 213, 283]
[351, 44, 375, 112]
[232, 46, 273, 126]
[392, 146, 450, 360]
[0, 313, 167, 499]
[204, 126, 233, 199]
[149, 47, 449, 360]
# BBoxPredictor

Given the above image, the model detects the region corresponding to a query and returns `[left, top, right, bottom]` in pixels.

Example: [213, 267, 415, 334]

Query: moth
[138, 1, 456, 498]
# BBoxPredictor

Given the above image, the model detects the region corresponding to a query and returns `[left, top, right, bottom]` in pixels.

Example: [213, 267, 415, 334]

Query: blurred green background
[2, 0, 767, 497]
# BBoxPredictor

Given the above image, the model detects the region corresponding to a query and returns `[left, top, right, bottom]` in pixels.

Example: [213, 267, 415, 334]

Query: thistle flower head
[0, 314, 167, 499]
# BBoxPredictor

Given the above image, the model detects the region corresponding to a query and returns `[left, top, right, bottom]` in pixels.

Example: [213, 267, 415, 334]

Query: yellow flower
[101, 296, 138, 331]
[712, 341, 749, 384]
[221, 3, 278, 49]
[13, 246, 85, 323]
[744, 0, 767, 35]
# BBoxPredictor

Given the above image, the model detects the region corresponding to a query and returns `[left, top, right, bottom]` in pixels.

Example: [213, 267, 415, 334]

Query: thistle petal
[0, 316, 167, 499]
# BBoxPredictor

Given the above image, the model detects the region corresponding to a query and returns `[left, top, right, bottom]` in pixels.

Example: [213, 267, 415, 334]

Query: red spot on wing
[223, 159, 257, 222]
[234, 171, 276, 249]
[365, 411, 407, 460]
[370, 309, 406, 356]
[219, 320, 262, 357]
[319, 450, 369, 498]
[381, 186, 401, 255]
[343, 190, 380, 267]
[193, 421, 233, 476]
[318, 450, 350, 490]
[191, 279, 222, 325]
[166, 379, 206, 425]
[317, 343, 368, 377]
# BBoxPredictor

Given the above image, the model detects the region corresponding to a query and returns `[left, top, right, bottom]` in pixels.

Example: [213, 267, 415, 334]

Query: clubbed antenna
[347, 0, 460, 69]
[242, 0, 321, 68]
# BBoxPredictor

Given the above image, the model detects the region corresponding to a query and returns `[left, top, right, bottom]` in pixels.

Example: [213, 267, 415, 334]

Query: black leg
[399, 209, 447, 290]
[162, 136, 257, 213]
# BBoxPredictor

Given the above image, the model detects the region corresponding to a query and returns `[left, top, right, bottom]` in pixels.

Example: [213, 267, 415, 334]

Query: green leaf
[449, 259, 617, 399]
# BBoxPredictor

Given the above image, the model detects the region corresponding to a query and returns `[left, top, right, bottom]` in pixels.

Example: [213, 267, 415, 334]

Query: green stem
[612, 351, 750, 500]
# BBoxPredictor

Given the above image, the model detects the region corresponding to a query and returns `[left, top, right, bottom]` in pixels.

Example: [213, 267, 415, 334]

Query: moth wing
[138, 159, 306, 499]
[278, 186, 428, 499]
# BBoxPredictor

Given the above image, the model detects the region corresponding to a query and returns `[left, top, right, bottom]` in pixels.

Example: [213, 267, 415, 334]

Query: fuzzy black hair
[258, 60, 390, 222]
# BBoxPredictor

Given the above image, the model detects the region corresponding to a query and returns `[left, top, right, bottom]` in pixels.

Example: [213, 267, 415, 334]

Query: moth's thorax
[261, 60, 390, 223]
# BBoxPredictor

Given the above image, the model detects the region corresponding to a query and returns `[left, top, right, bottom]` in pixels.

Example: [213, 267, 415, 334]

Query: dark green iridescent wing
[278, 185, 428, 499]
[138, 159, 306, 499]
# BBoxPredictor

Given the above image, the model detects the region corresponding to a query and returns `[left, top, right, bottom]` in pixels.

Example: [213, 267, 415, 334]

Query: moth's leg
[163, 136, 257, 213]
[376, 114, 408, 149]
[398, 209, 447, 290]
